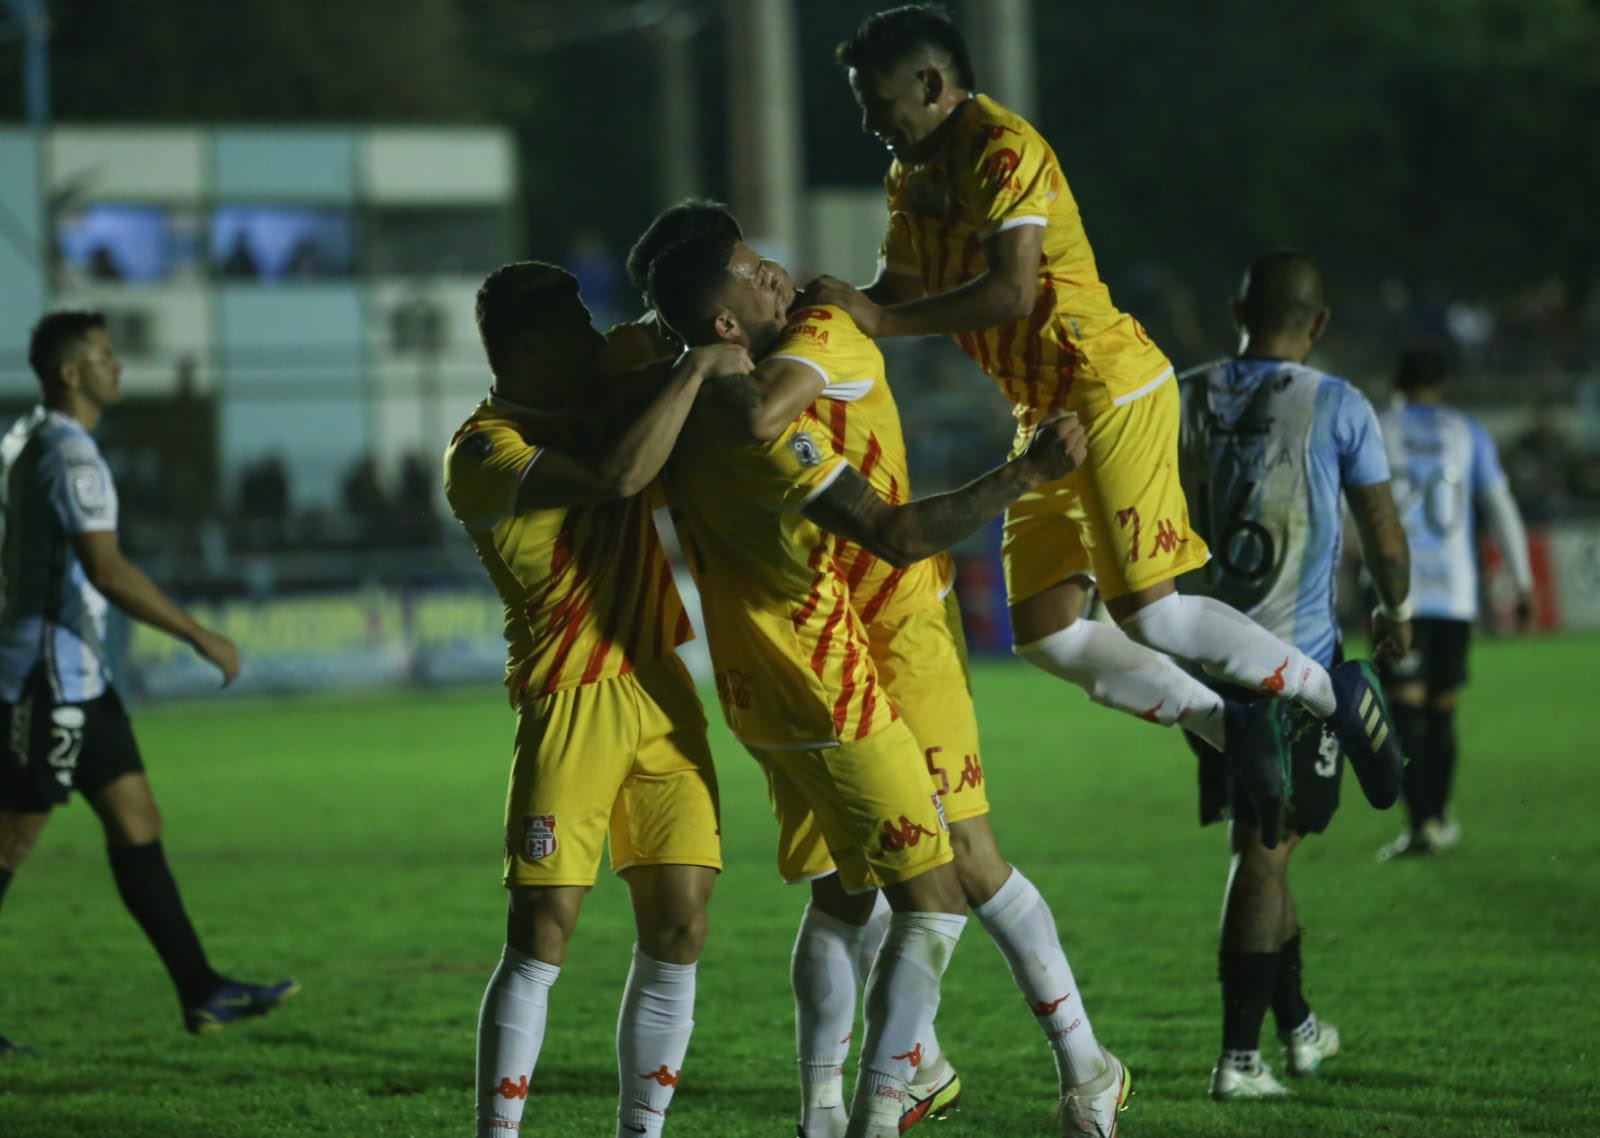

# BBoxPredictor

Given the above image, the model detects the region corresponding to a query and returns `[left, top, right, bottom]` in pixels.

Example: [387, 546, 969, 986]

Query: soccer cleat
[1222, 698, 1290, 848]
[1280, 1018, 1340, 1076]
[0, 1033, 35, 1057]
[1326, 661, 1405, 809]
[184, 978, 301, 1036]
[1056, 1047, 1131, 1137]
[1209, 1056, 1291, 1100]
[1377, 820, 1446, 862]
[1433, 815, 1462, 850]
[900, 1057, 961, 1132]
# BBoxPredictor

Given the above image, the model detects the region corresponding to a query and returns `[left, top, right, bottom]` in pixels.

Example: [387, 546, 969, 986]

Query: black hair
[28, 310, 106, 390]
[1395, 346, 1451, 394]
[835, 3, 976, 89]
[1238, 250, 1326, 338]
[626, 199, 743, 295]
[474, 261, 579, 371]
[645, 234, 738, 346]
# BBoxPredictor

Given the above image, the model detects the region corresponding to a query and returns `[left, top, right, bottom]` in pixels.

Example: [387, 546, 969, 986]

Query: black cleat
[1327, 660, 1405, 809]
[0, 1033, 36, 1057]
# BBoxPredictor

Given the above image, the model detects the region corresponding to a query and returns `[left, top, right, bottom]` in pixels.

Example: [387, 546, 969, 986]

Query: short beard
[747, 318, 783, 359]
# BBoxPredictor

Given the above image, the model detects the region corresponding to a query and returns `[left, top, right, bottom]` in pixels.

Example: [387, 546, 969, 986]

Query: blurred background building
[1, 0, 1598, 695]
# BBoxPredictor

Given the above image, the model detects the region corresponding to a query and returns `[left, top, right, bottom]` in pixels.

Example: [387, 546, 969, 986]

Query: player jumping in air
[1375, 347, 1535, 859]
[444, 263, 749, 1138]
[645, 231, 1096, 1138]
[1176, 254, 1412, 1099]
[809, 5, 1402, 836]
[0, 312, 297, 1053]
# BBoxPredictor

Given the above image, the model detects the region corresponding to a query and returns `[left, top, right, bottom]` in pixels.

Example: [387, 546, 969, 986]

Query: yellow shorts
[1005, 375, 1211, 604]
[748, 717, 952, 894]
[772, 592, 989, 883]
[503, 654, 721, 888]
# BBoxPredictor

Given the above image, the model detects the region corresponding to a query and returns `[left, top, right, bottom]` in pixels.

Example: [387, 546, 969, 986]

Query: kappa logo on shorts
[522, 815, 558, 861]
[881, 814, 937, 853]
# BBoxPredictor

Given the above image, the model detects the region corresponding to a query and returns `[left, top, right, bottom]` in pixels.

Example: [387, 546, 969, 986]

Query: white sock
[847, 912, 966, 1138]
[1222, 1047, 1262, 1072]
[1121, 593, 1336, 717]
[856, 891, 893, 982]
[972, 869, 1105, 1090]
[1015, 618, 1227, 749]
[792, 904, 870, 1138]
[476, 946, 559, 1137]
[850, 891, 945, 1084]
[616, 946, 697, 1138]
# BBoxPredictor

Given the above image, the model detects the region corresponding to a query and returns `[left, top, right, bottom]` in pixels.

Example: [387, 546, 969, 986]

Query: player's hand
[1019, 413, 1087, 481]
[1514, 590, 1536, 633]
[802, 276, 885, 337]
[191, 628, 241, 688]
[682, 342, 753, 380]
[1371, 612, 1411, 666]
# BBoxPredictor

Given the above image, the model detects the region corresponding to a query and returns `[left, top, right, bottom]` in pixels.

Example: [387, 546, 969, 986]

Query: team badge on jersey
[790, 431, 823, 468]
[522, 814, 558, 860]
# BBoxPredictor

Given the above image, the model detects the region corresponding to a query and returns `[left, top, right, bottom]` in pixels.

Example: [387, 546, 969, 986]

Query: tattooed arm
[695, 356, 827, 443]
[1346, 480, 1413, 663]
[802, 413, 1086, 567]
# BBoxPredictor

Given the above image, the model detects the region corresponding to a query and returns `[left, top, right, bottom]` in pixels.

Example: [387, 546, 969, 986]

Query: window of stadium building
[208, 205, 356, 283]
[366, 206, 509, 277]
[54, 204, 205, 287]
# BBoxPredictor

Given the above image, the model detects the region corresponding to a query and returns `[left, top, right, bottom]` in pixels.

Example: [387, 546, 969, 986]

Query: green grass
[2, 635, 1597, 1137]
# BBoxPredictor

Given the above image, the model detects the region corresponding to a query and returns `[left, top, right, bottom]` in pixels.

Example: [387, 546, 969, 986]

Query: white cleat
[1433, 815, 1461, 850]
[1057, 1047, 1131, 1137]
[1209, 1056, 1291, 1100]
[1280, 1018, 1340, 1076]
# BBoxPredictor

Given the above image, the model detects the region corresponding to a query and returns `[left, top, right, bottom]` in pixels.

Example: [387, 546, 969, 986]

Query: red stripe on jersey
[854, 664, 879, 740]
[791, 539, 832, 628]
[828, 399, 849, 455]
[996, 313, 1019, 386]
[859, 433, 883, 482]
[524, 525, 574, 619]
[831, 632, 860, 734]
[859, 567, 907, 625]
[973, 325, 995, 376]
[809, 592, 848, 679]
[887, 473, 902, 506]
[620, 536, 655, 665]
[578, 633, 613, 686]
[539, 591, 597, 696]
[844, 541, 879, 591]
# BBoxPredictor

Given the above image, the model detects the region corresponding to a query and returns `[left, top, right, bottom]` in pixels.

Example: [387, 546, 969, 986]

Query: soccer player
[645, 233, 1098, 1138]
[444, 262, 748, 1138]
[1176, 253, 1412, 1098]
[0, 311, 297, 1053]
[1375, 347, 1535, 859]
[634, 209, 1133, 1136]
[809, 4, 1401, 822]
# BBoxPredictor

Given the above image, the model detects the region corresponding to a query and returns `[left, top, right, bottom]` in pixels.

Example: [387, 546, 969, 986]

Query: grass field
[1, 634, 1596, 1137]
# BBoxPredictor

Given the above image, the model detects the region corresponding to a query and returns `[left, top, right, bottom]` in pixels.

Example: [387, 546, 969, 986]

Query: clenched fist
[1020, 413, 1088, 481]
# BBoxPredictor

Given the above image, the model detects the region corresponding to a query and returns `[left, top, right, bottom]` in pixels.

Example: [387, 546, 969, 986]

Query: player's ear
[920, 66, 944, 107]
[712, 311, 740, 343]
[1229, 298, 1247, 334]
[1309, 307, 1331, 344]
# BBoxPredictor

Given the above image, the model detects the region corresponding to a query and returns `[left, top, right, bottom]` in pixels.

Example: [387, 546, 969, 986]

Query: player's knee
[885, 861, 965, 915]
[809, 875, 879, 925]
[638, 908, 708, 965]
[505, 886, 584, 963]
[950, 820, 1011, 906]
[0, 814, 46, 870]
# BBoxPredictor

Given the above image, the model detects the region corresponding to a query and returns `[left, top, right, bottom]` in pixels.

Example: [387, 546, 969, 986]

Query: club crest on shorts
[790, 430, 824, 468]
[522, 814, 558, 861]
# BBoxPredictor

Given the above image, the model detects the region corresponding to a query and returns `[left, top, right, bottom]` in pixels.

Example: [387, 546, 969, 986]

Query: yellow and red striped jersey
[880, 94, 1174, 426]
[768, 303, 955, 626]
[663, 413, 898, 748]
[443, 396, 690, 706]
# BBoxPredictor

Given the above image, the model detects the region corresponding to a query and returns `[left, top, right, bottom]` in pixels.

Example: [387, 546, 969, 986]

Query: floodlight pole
[725, 0, 803, 267]
[2, 0, 50, 128]
[965, 0, 1034, 120]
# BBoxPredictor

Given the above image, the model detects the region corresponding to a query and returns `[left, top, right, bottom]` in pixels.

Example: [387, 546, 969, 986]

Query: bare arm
[696, 357, 827, 444]
[802, 414, 1086, 567]
[1346, 480, 1413, 662]
[809, 224, 1044, 339]
[517, 342, 751, 510]
[1480, 479, 1536, 628]
[862, 269, 924, 307]
[73, 531, 240, 685]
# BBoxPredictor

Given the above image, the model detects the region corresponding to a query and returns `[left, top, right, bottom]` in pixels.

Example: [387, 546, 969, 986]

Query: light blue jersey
[1377, 401, 1513, 622]
[1178, 358, 1390, 667]
[0, 407, 119, 703]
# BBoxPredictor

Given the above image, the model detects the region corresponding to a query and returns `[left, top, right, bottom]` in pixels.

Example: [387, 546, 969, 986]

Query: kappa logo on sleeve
[69, 464, 109, 516]
[790, 431, 824, 468]
[522, 814, 558, 861]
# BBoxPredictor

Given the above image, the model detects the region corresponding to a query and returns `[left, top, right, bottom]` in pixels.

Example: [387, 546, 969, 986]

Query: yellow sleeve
[444, 421, 541, 532]
[959, 123, 1057, 238]
[757, 416, 848, 513]
[877, 208, 920, 277]
[766, 305, 879, 402]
